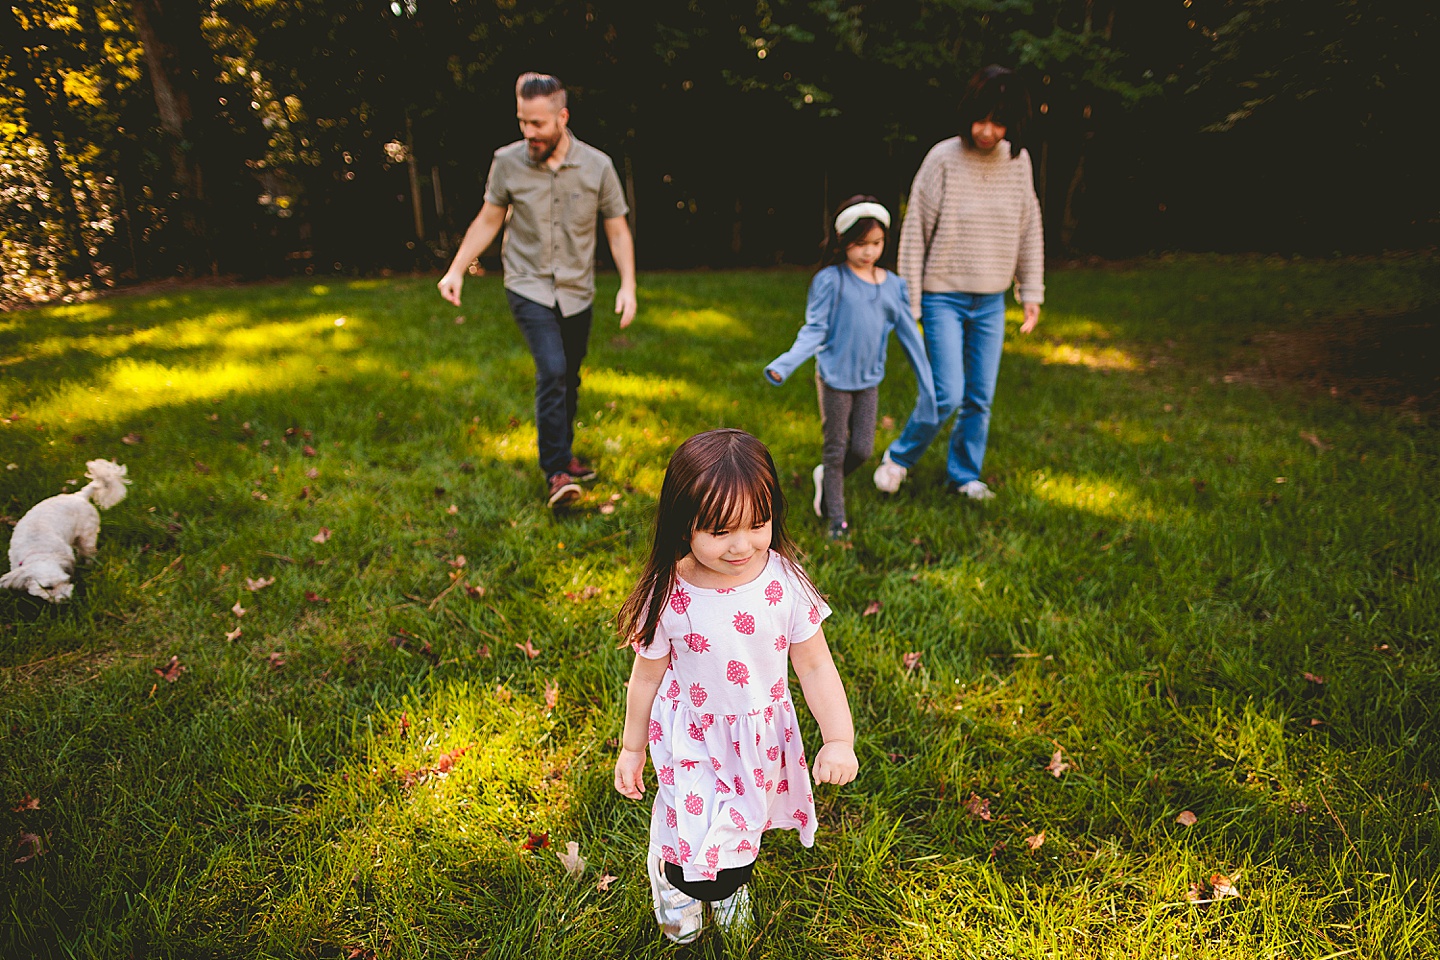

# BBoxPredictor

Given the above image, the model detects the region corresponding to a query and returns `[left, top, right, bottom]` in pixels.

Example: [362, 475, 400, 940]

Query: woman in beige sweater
[874, 65, 1044, 501]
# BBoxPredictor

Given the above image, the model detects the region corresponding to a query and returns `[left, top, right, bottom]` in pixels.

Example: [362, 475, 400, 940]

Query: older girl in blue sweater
[765, 196, 937, 539]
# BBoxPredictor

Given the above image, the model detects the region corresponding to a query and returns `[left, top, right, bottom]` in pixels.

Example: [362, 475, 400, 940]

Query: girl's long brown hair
[618, 429, 819, 649]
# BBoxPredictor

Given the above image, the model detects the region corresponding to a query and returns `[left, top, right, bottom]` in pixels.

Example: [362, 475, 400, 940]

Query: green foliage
[1, 257, 1438, 956]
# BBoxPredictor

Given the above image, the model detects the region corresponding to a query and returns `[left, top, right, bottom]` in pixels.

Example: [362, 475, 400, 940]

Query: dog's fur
[1, 460, 130, 602]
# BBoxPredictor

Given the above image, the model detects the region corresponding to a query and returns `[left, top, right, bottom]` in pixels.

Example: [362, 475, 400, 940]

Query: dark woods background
[2, 0, 1435, 303]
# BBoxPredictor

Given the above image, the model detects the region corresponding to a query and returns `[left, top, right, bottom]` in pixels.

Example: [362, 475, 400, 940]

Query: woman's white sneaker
[955, 480, 996, 501]
[873, 450, 907, 494]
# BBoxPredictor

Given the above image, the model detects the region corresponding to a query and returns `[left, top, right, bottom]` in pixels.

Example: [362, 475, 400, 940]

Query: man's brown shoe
[566, 456, 597, 482]
[547, 472, 582, 508]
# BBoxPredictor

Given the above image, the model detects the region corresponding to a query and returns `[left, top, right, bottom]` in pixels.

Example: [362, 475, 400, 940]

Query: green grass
[1, 254, 1438, 959]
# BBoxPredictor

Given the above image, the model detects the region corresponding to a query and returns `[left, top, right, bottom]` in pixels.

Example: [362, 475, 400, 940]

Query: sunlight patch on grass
[583, 368, 702, 404]
[17, 312, 359, 363]
[1007, 337, 1142, 372]
[1026, 470, 1165, 522]
[643, 306, 749, 338]
[25, 356, 322, 425]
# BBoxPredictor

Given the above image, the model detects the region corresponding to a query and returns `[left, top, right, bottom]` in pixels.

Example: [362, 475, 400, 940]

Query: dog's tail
[78, 459, 131, 509]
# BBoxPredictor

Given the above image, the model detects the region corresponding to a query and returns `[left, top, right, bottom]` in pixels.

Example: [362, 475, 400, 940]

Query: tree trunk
[0, 4, 92, 280]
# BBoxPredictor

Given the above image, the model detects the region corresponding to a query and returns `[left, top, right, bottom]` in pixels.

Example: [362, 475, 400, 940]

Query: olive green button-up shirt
[483, 133, 629, 318]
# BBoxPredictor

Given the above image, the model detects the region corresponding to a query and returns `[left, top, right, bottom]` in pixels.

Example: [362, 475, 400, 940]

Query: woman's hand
[614, 746, 649, 799]
[1020, 302, 1041, 334]
[811, 740, 858, 785]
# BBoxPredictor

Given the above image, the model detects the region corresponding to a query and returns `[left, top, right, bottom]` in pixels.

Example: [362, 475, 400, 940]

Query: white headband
[834, 201, 891, 236]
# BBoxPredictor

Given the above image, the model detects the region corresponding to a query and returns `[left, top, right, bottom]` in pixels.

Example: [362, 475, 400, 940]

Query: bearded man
[439, 72, 637, 508]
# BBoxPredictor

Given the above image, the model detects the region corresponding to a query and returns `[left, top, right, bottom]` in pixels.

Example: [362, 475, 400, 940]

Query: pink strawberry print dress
[636, 551, 832, 882]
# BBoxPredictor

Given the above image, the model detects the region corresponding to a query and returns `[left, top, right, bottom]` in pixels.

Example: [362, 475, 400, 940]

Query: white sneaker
[812, 464, 824, 517]
[873, 450, 907, 494]
[648, 856, 703, 944]
[712, 884, 754, 939]
[955, 480, 996, 501]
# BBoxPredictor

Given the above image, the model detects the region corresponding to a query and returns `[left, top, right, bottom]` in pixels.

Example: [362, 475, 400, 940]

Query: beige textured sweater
[897, 137, 1045, 319]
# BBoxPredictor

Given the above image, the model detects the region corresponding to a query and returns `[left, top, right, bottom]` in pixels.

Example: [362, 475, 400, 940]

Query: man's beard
[527, 133, 562, 163]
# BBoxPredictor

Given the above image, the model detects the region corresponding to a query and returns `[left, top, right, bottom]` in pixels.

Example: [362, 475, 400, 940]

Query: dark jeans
[817, 374, 879, 524]
[506, 289, 593, 478]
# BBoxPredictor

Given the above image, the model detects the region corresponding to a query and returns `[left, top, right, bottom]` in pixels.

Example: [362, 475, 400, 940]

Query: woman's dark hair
[957, 64, 1030, 159]
[822, 193, 890, 269]
[618, 429, 817, 649]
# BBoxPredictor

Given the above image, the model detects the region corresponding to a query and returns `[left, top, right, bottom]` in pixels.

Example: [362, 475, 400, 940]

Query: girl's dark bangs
[692, 458, 774, 532]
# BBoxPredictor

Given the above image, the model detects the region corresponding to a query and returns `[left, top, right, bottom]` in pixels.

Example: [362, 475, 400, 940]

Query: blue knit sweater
[765, 266, 937, 424]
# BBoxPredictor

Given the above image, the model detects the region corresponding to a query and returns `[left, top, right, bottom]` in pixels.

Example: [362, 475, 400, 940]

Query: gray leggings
[817, 374, 879, 524]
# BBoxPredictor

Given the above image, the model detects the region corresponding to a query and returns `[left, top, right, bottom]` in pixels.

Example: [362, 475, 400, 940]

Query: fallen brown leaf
[154, 655, 184, 683]
[1303, 671, 1326, 684]
[1045, 749, 1071, 778]
[304, 590, 329, 604]
[599, 503, 616, 515]
[245, 576, 275, 592]
[515, 639, 541, 659]
[596, 873, 619, 891]
[964, 793, 992, 821]
[231, 602, 246, 618]
[311, 527, 332, 544]
[14, 831, 43, 863]
[448, 555, 467, 568]
[267, 652, 286, 670]
[121, 433, 141, 445]
[11, 795, 39, 812]
[465, 584, 486, 598]
[520, 830, 550, 852]
[862, 599, 882, 616]
[302, 445, 317, 457]
[224, 626, 243, 642]
[1176, 810, 1198, 827]
[1210, 873, 1240, 899]
[1300, 431, 1330, 452]
[556, 840, 586, 876]
[1024, 831, 1046, 851]
[305, 467, 319, 479]
[902, 651, 922, 675]
[544, 681, 560, 711]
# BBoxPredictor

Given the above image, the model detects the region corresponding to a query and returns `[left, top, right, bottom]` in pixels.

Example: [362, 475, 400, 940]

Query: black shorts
[664, 860, 754, 901]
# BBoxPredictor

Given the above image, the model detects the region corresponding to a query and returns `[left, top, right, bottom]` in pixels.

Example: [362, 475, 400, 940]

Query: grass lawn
[1, 254, 1438, 959]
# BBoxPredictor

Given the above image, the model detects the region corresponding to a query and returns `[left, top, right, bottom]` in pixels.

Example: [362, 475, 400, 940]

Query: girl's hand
[811, 740, 858, 786]
[1020, 302, 1041, 334]
[614, 746, 649, 799]
[765, 368, 783, 384]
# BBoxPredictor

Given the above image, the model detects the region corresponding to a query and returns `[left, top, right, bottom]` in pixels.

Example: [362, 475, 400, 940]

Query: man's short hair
[516, 73, 567, 108]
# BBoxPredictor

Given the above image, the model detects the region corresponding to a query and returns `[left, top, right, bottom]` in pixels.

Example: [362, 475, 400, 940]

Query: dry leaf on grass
[245, 576, 275, 592]
[556, 841, 586, 877]
[515, 639, 541, 659]
[964, 793, 993, 821]
[305, 467, 319, 479]
[520, 830, 550, 852]
[465, 584, 486, 598]
[224, 626, 242, 642]
[599, 503, 616, 515]
[1045, 749, 1071, 778]
[304, 591, 329, 604]
[231, 602, 246, 618]
[1210, 873, 1240, 899]
[1185, 882, 1205, 903]
[311, 527, 332, 544]
[302, 445, 317, 457]
[880, 415, 896, 430]
[862, 600, 882, 616]
[14, 831, 43, 863]
[544, 681, 560, 711]
[1024, 831, 1046, 851]
[154, 655, 184, 682]
[1300, 431, 1330, 452]
[447, 555, 467, 568]
[597, 873, 618, 891]
[1176, 810, 1198, 827]
[902, 651, 922, 675]
[121, 433, 141, 445]
[1303, 671, 1326, 684]
[267, 652, 286, 670]
[11, 795, 39, 812]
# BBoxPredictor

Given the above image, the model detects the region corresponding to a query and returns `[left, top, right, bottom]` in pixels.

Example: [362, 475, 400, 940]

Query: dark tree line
[1, 0, 1434, 303]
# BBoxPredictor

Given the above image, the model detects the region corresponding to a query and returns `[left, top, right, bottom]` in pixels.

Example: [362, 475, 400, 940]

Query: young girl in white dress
[614, 428, 859, 944]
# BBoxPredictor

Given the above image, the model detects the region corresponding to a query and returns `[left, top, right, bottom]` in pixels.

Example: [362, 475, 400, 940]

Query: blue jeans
[506, 289, 593, 478]
[887, 291, 1007, 484]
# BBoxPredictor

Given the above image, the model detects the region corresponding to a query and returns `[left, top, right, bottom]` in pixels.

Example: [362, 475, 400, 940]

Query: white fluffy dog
[1, 459, 130, 602]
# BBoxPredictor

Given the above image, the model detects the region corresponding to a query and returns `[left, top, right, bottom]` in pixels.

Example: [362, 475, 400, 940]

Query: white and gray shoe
[812, 464, 824, 517]
[873, 450, 907, 494]
[955, 479, 996, 501]
[647, 856, 703, 944]
[712, 884, 754, 939]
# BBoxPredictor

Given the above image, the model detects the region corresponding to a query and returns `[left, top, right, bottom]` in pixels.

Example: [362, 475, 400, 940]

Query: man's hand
[614, 746, 648, 799]
[811, 740, 858, 786]
[615, 285, 637, 329]
[438, 271, 464, 307]
[1020, 302, 1041, 334]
